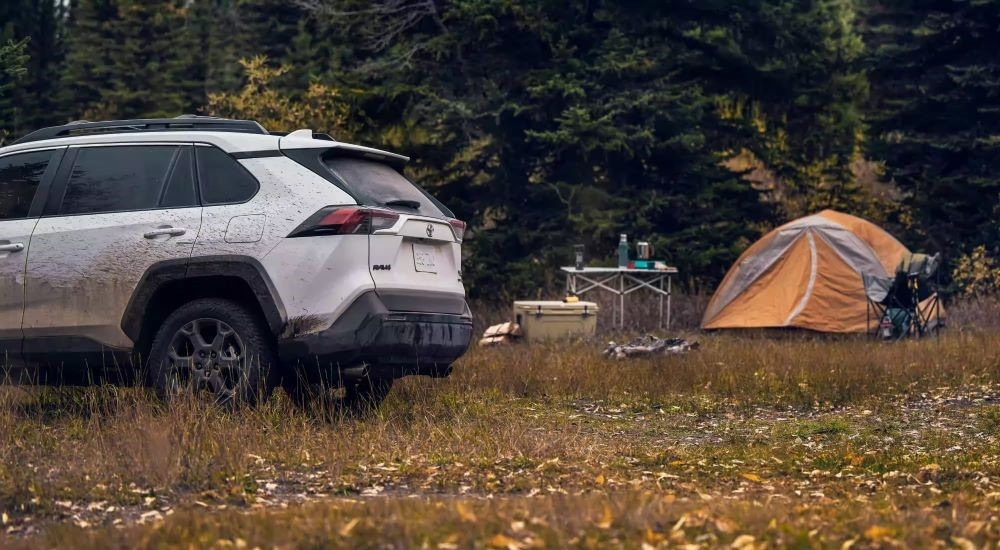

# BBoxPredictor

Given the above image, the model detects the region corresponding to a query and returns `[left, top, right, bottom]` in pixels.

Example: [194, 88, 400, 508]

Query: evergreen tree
[187, 0, 244, 96]
[300, 0, 777, 294]
[58, 0, 201, 120]
[0, 0, 65, 136]
[105, 0, 200, 117]
[671, 0, 871, 218]
[867, 0, 1000, 261]
[231, 0, 310, 87]
[0, 38, 29, 140]
[57, 0, 119, 120]
[187, 0, 318, 98]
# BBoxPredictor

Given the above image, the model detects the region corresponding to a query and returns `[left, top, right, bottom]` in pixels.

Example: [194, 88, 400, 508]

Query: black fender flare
[120, 255, 288, 342]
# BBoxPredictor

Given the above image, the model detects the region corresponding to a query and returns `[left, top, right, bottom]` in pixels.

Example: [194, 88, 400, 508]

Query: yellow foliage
[596, 504, 613, 529]
[487, 533, 523, 549]
[338, 518, 360, 537]
[455, 502, 477, 522]
[864, 525, 894, 540]
[206, 56, 352, 137]
[952, 245, 1000, 296]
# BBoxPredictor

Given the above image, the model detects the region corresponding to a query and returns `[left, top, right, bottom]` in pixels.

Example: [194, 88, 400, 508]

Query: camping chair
[864, 253, 943, 340]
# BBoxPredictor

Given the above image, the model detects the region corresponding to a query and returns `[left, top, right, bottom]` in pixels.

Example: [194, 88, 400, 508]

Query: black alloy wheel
[148, 299, 277, 407]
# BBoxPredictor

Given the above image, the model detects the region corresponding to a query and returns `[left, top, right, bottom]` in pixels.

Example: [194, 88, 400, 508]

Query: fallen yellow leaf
[645, 527, 666, 543]
[437, 533, 459, 550]
[487, 533, 523, 549]
[864, 525, 893, 540]
[597, 505, 613, 529]
[595, 474, 606, 486]
[715, 518, 737, 534]
[731, 534, 756, 549]
[456, 502, 477, 523]
[741, 473, 763, 483]
[339, 518, 360, 537]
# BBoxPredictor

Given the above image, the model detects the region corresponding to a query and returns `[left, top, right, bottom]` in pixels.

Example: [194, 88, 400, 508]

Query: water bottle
[618, 234, 629, 268]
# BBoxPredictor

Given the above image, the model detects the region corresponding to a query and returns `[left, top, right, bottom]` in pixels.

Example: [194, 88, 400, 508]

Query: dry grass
[476, 289, 1000, 334]
[0, 331, 998, 548]
[947, 295, 1000, 331]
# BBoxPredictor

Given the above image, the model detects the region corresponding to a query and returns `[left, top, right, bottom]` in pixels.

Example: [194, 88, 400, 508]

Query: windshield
[324, 157, 453, 218]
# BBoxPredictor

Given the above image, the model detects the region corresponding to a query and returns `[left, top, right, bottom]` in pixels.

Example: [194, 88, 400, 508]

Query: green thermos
[618, 234, 629, 267]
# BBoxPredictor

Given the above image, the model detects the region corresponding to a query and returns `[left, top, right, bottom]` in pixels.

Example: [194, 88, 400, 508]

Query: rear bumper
[278, 291, 473, 379]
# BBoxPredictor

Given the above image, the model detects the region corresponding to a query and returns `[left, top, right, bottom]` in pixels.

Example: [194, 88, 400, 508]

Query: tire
[147, 298, 279, 408]
[282, 371, 393, 419]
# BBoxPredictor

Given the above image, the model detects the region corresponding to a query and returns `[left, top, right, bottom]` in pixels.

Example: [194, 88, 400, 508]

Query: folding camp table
[561, 266, 678, 329]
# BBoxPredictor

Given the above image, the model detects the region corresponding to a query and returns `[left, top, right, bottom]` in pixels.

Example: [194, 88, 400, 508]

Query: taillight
[449, 219, 467, 242]
[288, 206, 400, 237]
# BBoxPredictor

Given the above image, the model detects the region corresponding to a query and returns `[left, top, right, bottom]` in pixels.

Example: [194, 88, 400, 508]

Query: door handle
[143, 227, 187, 239]
[0, 243, 24, 252]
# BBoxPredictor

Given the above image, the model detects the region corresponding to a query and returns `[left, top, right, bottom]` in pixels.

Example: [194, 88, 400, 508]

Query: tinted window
[324, 157, 451, 218]
[0, 150, 52, 220]
[60, 146, 178, 215]
[196, 147, 259, 204]
[159, 147, 197, 208]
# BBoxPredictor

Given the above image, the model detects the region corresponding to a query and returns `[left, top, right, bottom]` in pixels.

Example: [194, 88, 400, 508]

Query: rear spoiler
[277, 129, 409, 169]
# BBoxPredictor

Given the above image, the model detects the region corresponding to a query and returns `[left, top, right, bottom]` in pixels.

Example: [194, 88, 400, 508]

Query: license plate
[413, 243, 438, 273]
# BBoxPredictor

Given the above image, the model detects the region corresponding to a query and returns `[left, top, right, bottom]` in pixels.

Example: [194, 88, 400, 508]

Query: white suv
[0, 116, 473, 410]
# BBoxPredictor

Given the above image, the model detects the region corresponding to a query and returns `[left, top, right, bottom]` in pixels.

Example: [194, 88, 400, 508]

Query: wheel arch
[122, 256, 287, 355]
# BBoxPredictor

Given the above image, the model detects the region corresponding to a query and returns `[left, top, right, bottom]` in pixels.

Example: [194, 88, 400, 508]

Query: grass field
[1, 330, 998, 549]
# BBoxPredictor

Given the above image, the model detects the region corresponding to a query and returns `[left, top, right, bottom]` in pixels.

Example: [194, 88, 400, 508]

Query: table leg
[667, 276, 672, 330]
[619, 273, 624, 329]
[659, 276, 664, 329]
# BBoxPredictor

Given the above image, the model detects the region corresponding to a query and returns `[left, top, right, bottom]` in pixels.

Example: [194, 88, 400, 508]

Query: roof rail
[270, 130, 336, 141]
[11, 116, 269, 145]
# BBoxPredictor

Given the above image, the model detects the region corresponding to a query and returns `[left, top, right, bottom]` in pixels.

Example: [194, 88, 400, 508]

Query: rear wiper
[384, 199, 421, 209]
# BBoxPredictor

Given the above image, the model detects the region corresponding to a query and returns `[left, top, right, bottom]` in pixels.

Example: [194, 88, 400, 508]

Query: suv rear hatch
[283, 143, 467, 316]
[324, 157, 466, 314]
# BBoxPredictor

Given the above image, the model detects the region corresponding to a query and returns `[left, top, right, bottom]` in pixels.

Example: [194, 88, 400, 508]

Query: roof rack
[11, 116, 269, 145]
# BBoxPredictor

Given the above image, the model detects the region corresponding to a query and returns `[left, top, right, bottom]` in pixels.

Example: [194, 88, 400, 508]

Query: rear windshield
[324, 157, 453, 218]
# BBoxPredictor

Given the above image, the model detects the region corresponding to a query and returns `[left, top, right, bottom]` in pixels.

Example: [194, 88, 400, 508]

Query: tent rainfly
[701, 210, 940, 333]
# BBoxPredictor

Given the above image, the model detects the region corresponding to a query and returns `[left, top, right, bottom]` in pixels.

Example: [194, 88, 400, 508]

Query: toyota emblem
[426, 224, 435, 237]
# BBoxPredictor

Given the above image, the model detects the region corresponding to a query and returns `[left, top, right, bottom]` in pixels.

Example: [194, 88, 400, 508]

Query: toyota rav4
[0, 116, 473, 410]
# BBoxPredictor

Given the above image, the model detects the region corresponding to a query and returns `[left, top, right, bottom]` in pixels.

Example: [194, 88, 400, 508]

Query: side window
[60, 146, 181, 215]
[196, 146, 259, 205]
[159, 146, 197, 208]
[0, 150, 52, 220]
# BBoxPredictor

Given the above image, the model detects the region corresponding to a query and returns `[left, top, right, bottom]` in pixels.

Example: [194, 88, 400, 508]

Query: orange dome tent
[701, 210, 940, 333]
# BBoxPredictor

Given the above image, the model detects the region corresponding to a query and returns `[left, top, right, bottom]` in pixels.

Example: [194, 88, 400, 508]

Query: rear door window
[324, 157, 453, 218]
[59, 145, 187, 215]
[0, 150, 53, 220]
[196, 146, 259, 205]
[159, 146, 197, 208]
